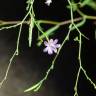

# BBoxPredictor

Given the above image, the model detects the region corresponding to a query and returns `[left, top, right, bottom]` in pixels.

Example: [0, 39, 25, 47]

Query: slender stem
[86, 15, 96, 20]
[0, 17, 82, 27]
[77, 9, 96, 20]
[37, 18, 82, 25]
[0, 14, 96, 27]
[0, 20, 29, 25]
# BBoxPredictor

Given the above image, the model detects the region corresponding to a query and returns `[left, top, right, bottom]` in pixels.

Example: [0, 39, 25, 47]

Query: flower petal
[47, 48, 53, 55]
[49, 39, 53, 43]
[55, 44, 61, 48]
[43, 47, 48, 52]
[44, 41, 48, 46]
[53, 39, 58, 44]
[53, 48, 57, 53]
[45, 0, 52, 6]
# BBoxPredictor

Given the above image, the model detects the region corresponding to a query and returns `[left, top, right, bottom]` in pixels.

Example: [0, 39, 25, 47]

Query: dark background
[0, 0, 96, 96]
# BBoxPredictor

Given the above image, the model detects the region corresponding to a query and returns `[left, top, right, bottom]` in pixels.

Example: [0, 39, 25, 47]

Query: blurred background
[0, 0, 96, 96]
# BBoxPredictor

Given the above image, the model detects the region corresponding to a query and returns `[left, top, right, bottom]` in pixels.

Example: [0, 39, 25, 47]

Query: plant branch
[77, 9, 96, 20]
[0, 17, 82, 27]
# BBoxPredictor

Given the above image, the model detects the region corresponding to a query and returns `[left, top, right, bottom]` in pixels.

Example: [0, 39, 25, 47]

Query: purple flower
[43, 39, 61, 55]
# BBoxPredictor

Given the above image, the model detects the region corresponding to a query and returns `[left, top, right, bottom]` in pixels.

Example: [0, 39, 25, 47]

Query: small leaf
[28, 16, 34, 47]
[24, 82, 41, 92]
[80, 0, 91, 7]
[37, 40, 43, 47]
[67, 2, 78, 12]
[87, 1, 96, 10]
[74, 36, 79, 41]
[33, 83, 42, 92]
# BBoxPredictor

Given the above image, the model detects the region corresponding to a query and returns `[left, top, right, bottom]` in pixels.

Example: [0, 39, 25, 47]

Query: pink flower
[43, 39, 61, 55]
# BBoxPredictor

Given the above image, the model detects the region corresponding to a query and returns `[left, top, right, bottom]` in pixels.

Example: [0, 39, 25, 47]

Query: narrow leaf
[28, 16, 34, 47]
[24, 82, 41, 92]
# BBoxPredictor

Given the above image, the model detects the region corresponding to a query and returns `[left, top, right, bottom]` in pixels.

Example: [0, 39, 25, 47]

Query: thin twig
[0, 17, 82, 27]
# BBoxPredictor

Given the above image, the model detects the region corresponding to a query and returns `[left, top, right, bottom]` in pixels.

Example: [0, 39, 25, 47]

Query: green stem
[77, 9, 96, 20]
